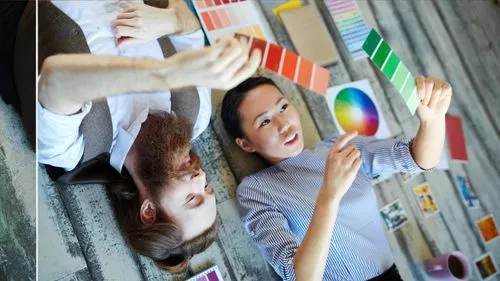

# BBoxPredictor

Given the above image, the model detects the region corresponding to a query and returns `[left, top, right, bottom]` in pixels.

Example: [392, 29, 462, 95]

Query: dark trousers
[368, 264, 403, 281]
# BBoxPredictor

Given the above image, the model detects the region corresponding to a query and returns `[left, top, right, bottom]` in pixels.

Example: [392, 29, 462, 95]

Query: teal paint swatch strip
[362, 29, 419, 115]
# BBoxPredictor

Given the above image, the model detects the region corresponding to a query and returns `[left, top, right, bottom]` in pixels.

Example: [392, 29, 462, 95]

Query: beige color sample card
[280, 5, 339, 66]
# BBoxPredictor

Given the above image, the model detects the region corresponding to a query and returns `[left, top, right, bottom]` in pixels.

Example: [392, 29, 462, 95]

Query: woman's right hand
[165, 37, 262, 90]
[320, 132, 362, 206]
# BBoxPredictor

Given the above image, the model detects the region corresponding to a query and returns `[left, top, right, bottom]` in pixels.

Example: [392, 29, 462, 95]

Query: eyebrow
[253, 97, 285, 123]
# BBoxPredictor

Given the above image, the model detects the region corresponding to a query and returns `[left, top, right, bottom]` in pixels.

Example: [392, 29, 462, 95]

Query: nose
[276, 115, 291, 134]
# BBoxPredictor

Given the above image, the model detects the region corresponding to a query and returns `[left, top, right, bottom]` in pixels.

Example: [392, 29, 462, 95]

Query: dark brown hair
[221, 76, 278, 139]
[107, 113, 217, 272]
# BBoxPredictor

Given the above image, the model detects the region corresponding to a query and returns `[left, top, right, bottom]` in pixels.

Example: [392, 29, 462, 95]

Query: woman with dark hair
[221, 76, 452, 280]
[37, 0, 261, 271]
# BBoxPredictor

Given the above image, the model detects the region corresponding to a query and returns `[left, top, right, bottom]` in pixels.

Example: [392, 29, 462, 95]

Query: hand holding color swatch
[362, 29, 420, 115]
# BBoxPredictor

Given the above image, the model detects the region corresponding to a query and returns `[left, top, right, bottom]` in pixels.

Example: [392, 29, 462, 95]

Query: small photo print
[474, 252, 499, 281]
[186, 265, 224, 281]
[455, 175, 480, 209]
[379, 199, 409, 232]
[476, 215, 500, 244]
[413, 182, 440, 218]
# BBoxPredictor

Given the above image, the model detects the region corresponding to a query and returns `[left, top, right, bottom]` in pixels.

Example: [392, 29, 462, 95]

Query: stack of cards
[193, 0, 274, 44]
[445, 114, 468, 162]
[362, 29, 420, 115]
[237, 34, 331, 95]
[323, 0, 370, 60]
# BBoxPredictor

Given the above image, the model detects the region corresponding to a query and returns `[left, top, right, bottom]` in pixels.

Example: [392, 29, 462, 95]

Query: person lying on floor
[221, 76, 452, 280]
[38, 0, 261, 272]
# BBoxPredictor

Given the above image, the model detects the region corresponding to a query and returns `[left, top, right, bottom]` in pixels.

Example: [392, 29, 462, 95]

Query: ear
[235, 137, 256, 153]
[140, 198, 157, 225]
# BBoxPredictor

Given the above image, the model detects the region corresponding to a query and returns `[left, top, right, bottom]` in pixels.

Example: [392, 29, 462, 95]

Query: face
[157, 152, 217, 242]
[237, 84, 304, 164]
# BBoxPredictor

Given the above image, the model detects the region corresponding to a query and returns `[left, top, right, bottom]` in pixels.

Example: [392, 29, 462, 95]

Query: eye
[280, 103, 288, 113]
[186, 194, 196, 204]
[259, 119, 270, 128]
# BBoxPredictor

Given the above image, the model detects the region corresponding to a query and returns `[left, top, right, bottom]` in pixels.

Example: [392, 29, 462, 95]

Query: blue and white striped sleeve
[237, 176, 298, 281]
[352, 136, 425, 178]
[325, 135, 425, 179]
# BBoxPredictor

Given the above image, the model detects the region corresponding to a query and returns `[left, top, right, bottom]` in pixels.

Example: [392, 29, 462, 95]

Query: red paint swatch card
[238, 34, 330, 96]
[445, 114, 468, 162]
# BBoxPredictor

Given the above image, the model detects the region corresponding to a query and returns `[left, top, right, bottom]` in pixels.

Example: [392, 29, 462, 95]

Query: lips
[284, 132, 299, 146]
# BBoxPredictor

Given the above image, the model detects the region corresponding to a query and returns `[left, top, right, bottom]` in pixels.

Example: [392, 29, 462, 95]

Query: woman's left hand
[416, 75, 452, 122]
[112, 2, 199, 47]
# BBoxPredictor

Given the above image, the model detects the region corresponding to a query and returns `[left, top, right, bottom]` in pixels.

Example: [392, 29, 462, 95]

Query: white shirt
[38, 0, 212, 172]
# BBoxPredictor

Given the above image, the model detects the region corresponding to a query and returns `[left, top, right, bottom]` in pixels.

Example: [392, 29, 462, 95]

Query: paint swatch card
[445, 114, 468, 162]
[413, 182, 440, 218]
[476, 215, 500, 245]
[280, 5, 340, 66]
[379, 199, 409, 232]
[474, 253, 499, 281]
[323, 0, 370, 60]
[455, 175, 480, 209]
[362, 29, 420, 115]
[186, 265, 224, 281]
[237, 34, 331, 95]
[325, 79, 391, 138]
[193, 0, 274, 45]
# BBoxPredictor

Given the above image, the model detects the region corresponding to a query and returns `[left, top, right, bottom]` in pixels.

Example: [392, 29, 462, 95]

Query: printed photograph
[456, 175, 480, 209]
[379, 199, 409, 232]
[476, 215, 500, 244]
[413, 182, 440, 218]
[474, 253, 499, 281]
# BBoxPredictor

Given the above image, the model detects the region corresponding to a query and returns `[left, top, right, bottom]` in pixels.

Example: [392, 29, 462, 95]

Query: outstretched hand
[165, 37, 262, 90]
[416, 76, 452, 122]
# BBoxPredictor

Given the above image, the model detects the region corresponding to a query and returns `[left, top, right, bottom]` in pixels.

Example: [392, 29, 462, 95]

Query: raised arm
[411, 76, 452, 169]
[293, 132, 361, 281]
[38, 39, 261, 115]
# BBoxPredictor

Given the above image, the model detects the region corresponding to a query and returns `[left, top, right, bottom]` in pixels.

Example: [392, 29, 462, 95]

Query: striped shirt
[237, 135, 424, 281]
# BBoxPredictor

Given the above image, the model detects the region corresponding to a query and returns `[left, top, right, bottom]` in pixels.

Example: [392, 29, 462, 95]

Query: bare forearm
[38, 54, 176, 115]
[294, 194, 340, 281]
[411, 117, 446, 169]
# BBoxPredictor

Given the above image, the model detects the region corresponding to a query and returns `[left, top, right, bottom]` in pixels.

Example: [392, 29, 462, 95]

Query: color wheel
[334, 87, 379, 136]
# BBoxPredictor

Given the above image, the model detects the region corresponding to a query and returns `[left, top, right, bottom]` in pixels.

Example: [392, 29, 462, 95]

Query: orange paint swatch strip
[237, 34, 330, 96]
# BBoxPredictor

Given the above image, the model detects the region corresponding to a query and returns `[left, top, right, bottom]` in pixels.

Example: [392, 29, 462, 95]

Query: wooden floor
[31, 0, 500, 280]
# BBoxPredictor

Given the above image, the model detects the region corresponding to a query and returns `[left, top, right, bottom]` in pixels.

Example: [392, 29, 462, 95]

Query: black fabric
[367, 264, 404, 281]
[0, 1, 26, 112]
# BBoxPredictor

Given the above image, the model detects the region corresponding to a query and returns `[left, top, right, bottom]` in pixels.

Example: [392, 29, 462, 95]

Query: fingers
[226, 48, 262, 88]
[116, 10, 139, 19]
[428, 81, 442, 109]
[332, 131, 358, 151]
[112, 18, 139, 28]
[114, 25, 140, 38]
[422, 78, 434, 106]
[210, 41, 244, 74]
[416, 75, 426, 101]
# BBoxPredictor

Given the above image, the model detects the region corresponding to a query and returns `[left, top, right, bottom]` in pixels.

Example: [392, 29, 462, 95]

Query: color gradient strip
[195, 0, 246, 10]
[237, 34, 330, 95]
[324, 0, 370, 61]
[362, 28, 420, 115]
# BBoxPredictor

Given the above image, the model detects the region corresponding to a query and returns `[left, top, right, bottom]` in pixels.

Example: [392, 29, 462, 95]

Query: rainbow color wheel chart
[325, 80, 391, 139]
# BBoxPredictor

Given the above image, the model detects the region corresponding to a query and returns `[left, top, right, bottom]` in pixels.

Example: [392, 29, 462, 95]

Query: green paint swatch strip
[362, 29, 419, 115]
